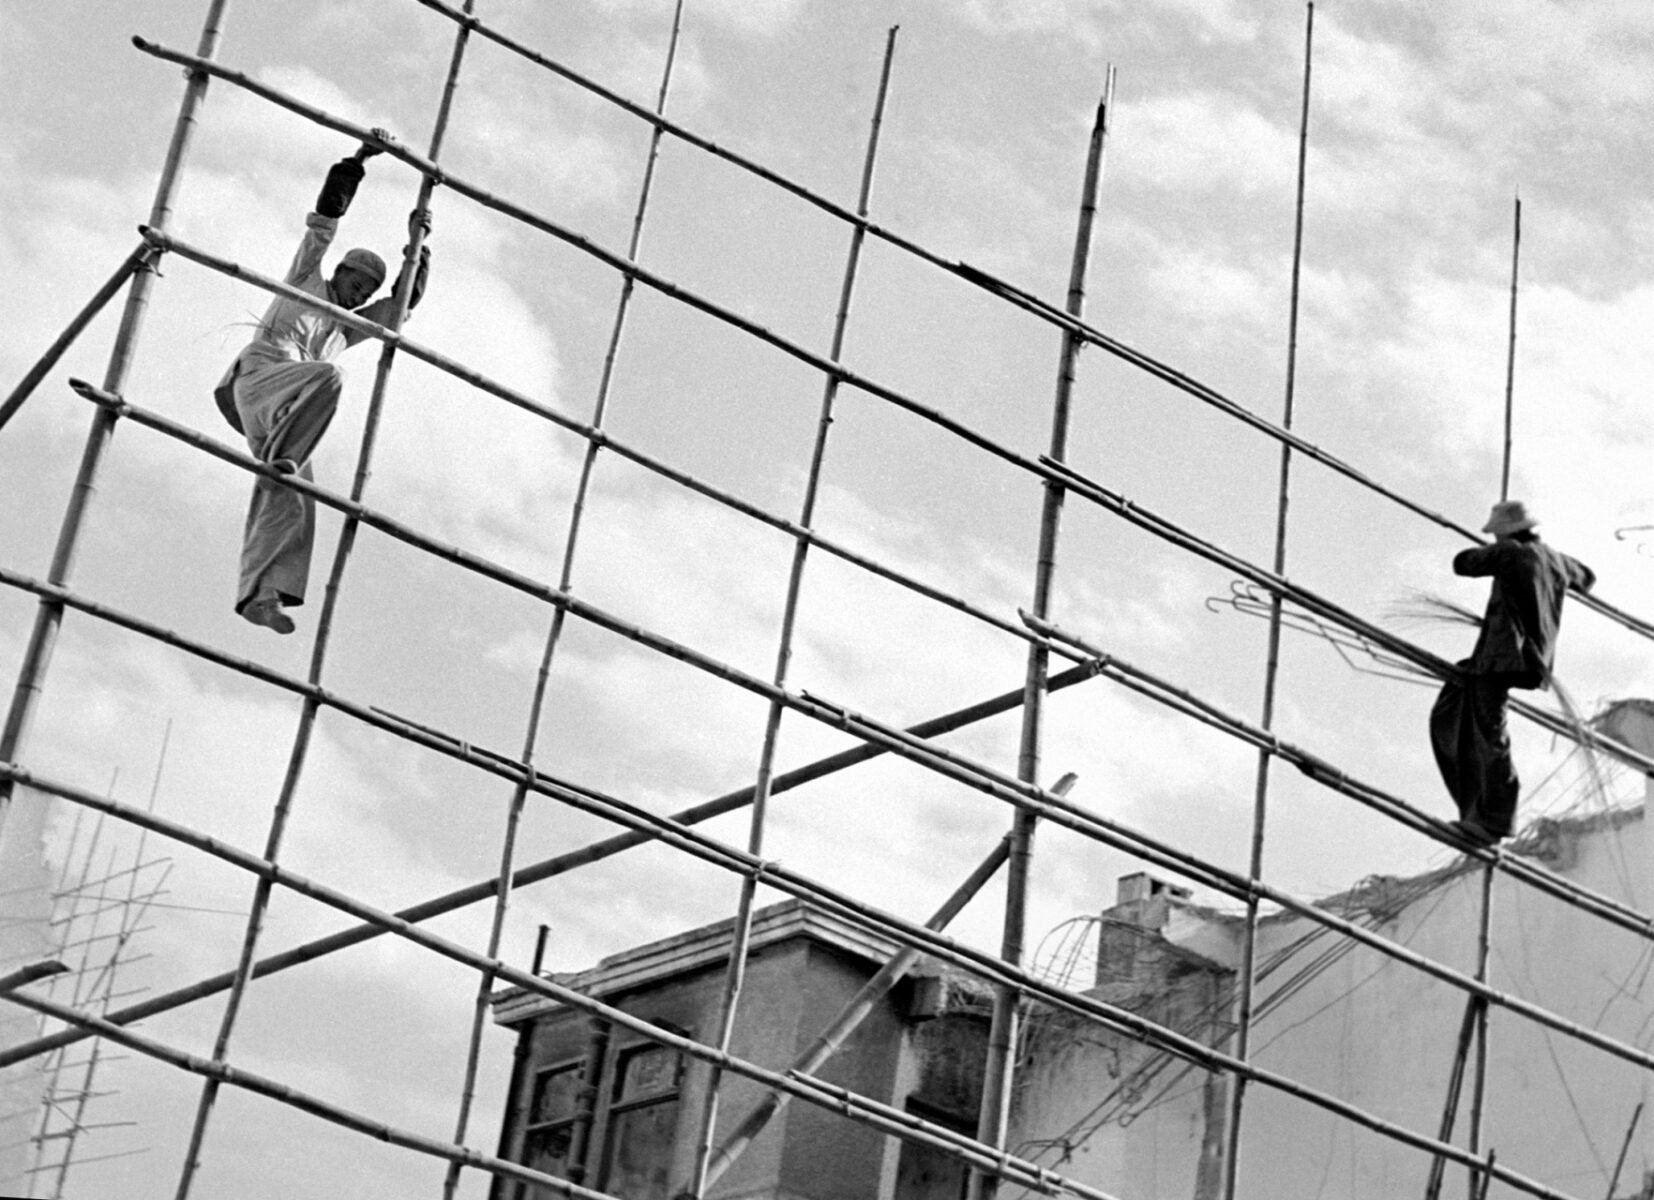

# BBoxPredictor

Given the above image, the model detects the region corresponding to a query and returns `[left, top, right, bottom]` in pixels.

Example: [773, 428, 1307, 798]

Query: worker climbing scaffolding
[212, 129, 433, 634]
[1430, 500, 1595, 846]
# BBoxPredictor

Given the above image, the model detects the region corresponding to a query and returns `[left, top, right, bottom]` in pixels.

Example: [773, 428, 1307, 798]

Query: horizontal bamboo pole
[2, 987, 647, 1200]
[0, 760, 1116, 1200]
[334, 3, 1654, 651]
[0, 244, 157, 434]
[45, 386, 1654, 1086]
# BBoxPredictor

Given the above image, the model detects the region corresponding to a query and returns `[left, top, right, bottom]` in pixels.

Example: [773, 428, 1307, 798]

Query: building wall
[1014, 810, 1654, 1200]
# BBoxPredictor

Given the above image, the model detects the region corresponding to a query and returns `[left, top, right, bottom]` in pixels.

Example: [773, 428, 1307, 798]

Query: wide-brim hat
[338, 247, 387, 289]
[1482, 499, 1538, 536]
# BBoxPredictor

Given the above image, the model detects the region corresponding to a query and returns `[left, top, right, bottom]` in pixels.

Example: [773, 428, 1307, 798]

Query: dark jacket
[1454, 536, 1595, 689]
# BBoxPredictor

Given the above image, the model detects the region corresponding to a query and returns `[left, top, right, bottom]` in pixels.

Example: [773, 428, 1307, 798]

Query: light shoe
[1450, 817, 1503, 847]
[270, 457, 299, 474]
[241, 595, 295, 635]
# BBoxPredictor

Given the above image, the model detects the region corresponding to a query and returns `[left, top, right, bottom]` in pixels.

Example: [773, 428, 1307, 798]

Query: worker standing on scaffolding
[1430, 500, 1594, 845]
[212, 129, 431, 634]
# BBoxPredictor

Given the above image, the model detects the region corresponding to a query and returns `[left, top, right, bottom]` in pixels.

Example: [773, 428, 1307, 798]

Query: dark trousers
[1429, 668, 1520, 836]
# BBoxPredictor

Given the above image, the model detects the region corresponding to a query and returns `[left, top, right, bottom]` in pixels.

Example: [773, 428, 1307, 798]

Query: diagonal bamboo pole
[0, 244, 158, 434]
[1466, 864, 1495, 1200]
[0, 757, 1600, 1200]
[682, 28, 900, 1199]
[0, 0, 229, 836]
[442, 5, 686, 1196]
[170, 14, 466, 1197]
[974, 77, 1112, 1200]
[1223, 10, 1313, 1197]
[126, 32, 1654, 653]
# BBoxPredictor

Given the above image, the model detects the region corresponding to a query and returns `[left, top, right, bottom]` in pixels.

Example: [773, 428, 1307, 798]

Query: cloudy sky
[4, 0, 1654, 1196]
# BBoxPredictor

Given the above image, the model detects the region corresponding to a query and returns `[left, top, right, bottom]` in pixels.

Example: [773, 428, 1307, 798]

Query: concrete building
[491, 703, 1654, 1200]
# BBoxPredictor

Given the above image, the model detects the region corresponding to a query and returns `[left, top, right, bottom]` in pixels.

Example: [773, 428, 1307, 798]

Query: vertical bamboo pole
[0, 0, 230, 832]
[1500, 195, 1520, 503]
[1466, 863, 1494, 1200]
[440, 3, 686, 1196]
[681, 29, 901, 1198]
[1220, 9, 1312, 1198]
[170, 10, 469, 1196]
[972, 75, 1112, 1200]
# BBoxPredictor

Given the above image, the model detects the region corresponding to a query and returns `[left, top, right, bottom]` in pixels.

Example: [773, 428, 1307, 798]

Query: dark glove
[315, 157, 366, 219]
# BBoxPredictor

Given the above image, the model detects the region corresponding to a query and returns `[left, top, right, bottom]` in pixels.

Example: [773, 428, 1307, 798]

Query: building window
[599, 1040, 685, 1199]
[522, 1060, 583, 1179]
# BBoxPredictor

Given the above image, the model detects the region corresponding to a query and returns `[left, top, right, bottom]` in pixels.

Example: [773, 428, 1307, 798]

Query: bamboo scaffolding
[121, 221, 1642, 803]
[0, 3, 228, 834]
[0, 244, 158, 434]
[684, 30, 900, 1199]
[24, 391, 1654, 1041]
[127, 33, 1654, 657]
[170, 14, 463, 1194]
[0, 759, 1596, 1200]
[976, 80, 1113, 1200]
[124, 211, 1639, 799]
[704, 824, 1025, 1186]
[1224, 10, 1313, 1198]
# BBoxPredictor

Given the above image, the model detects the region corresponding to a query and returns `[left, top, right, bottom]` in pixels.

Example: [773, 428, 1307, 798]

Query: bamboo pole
[1501, 195, 1521, 503]
[975, 79, 1112, 1200]
[1603, 1101, 1641, 1200]
[1424, 994, 1480, 1200]
[126, 35, 1654, 654]
[171, 14, 467, 1196]
[705, 822, 1025, 1185]
[683, 30, 901, 1199]
[0, 244, 158, 434]
[0, 652, 1094, 1073]
[1466, 864, 1494, 1200]
[446, 6, 689, 1198]
[1224, 11, 1312, 1197]
[0, 1, 229, 835]
[0, 758, 1596, 1200]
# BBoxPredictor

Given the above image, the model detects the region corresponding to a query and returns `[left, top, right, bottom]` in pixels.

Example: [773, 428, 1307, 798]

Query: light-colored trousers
[232, 359, 342, 614]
